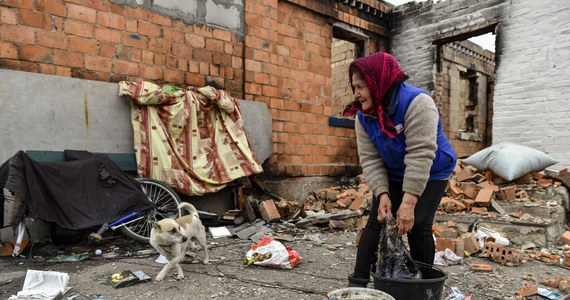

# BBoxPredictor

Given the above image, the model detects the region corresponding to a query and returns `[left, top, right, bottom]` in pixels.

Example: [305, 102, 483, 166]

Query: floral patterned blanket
[119, 80, 263, 196]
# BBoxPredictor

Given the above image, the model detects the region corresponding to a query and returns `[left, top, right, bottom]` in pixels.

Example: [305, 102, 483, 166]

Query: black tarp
[0, 150, 155, 230]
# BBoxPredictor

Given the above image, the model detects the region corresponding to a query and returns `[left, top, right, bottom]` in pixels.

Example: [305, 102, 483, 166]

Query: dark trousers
[353, 180, 448, 279]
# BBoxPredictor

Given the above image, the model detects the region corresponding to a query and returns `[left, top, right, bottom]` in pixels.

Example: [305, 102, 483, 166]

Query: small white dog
[150, 202, 209, 281]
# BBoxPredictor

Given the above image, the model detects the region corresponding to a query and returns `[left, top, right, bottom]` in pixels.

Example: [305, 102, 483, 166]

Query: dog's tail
[178, 202, 199, 218]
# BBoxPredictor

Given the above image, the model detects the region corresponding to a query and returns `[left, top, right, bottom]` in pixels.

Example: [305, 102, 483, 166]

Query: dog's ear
[152, 221, 161, 231]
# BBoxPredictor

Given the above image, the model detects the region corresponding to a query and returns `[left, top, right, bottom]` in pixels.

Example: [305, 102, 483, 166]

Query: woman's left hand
[396, 192, 418, 235]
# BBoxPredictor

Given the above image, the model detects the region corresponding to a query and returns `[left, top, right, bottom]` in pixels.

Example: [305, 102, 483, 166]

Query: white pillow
[463, 142, 557, 181]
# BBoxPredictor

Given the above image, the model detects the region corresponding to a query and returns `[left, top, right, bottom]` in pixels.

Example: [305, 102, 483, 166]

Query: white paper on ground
[155, 254, 168, 264]
[209, 226, 232, 239]
[9, 269, 69, 300]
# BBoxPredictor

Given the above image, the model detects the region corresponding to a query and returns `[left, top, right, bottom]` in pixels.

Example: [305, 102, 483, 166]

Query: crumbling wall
[390, 0, 570, 165]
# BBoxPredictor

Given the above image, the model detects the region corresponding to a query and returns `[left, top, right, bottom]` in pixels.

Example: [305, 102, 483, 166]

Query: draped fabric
[119, 81, 263, 196]
[0, 151, 154, 230]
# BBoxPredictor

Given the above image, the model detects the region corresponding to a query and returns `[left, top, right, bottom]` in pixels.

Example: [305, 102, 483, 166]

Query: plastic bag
[244, 237, 301, 269]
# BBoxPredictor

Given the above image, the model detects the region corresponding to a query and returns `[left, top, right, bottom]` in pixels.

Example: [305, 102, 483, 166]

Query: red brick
[0, 7, 17, 24]
[470, 207, 488, 215]
[85, 55, 111, 72]
[151, 12, 171, 26]
[258, 200, 281, 223]
[140, 64, 162, 80]
[462, 182, 478, 199]
[97, 12, 125, 30]
[435, 238, 455, 252]
[54, 49, 84, 68]
[37, 31, 67, 49]
[171, 42, 192, 57]
[38, 63, 56, 74]
[0, 42, 17, 59]
[69, 36, 98, 55]
[64, 20, 94, 38]
[499, 185, 516, 201]
[113, 59, 139, 76]
[560, 231, 570, 245]
[186, 33, 205, 49]
[517, 284, 538, 297]
[1, 0, 34, 9]
[213, 29, 232, 42]
[95, 27, 121, 44]
[37, 0, 66, 17]
[469, 264, 493, 272]
[1, 25, 34, 44]
[124, 6, 149, 20]
[164, 69, 184, 83]
[123, 33, 147, 49]
[18, 45, 52, 63]
[99, 42, 115, 58]
[68, 4, 97, 23]
[116, 46, 141, 62]
[474, 188, 494, 207]
[459, 232, 480, 255]
[19, 9, 51, 29]
[125, 18, 137, 32]
[163, 28, 184, 41]
[138, 22, 161, 38]
[83, 0, 111, 11]
[0, 59, 37, 72]
[56, 66, 71, 76]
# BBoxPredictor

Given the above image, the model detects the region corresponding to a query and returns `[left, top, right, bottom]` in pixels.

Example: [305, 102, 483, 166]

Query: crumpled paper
[434, 248, 463, 266]
[9, 270, 69, 300]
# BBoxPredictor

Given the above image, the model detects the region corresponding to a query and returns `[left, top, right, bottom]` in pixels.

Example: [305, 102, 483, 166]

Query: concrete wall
[0, 69, 272, 164]
[391, 0, 570, 166]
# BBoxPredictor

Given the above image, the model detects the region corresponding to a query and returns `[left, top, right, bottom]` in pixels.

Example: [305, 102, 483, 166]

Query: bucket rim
[370, 261, 447, 284]
[327, 287, 396, 300]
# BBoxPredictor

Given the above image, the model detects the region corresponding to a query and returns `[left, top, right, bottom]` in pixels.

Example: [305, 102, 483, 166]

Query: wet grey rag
[375, 216, 420, 279]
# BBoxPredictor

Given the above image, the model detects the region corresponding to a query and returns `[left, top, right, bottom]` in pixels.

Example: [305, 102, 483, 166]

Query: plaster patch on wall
[153, 0, 198, 22]
[205, 0, 242, 31]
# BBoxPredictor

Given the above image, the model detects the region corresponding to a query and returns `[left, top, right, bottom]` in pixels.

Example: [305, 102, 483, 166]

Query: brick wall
[391, 0, 570, 166]
[0, 0, 244, 95]
[244, 0, 389, 179]
[435, 40, 495, 158]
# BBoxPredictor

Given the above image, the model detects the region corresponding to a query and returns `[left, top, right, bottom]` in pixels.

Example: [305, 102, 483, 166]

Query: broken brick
[537, 178, 553, 188]
[435, 238, 456, 252]
[448, 179, 462, 196]
[462, 182, 478, 199]
[463, 199, 474, 210]
[514, 173, 532, 184]
[459, 232, 480, 255]
[258, 200, 281, 223]
[470, 207, 488, 215]
[541, 277, 560, 288]
[446, 199, 466, 214]
[474, 188, 494, 207]
[469, 263, 493, 271]
[560, 230, 570, 245]
[455, 169, 472, 182]
[438, 197, 451, 211]
[348, 195, 365, 211]
[517, 284, 538, 297]
[499, 185, 516, 201]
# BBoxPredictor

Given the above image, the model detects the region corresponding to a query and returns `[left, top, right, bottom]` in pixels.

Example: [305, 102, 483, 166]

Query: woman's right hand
[377, 193, 392, 222]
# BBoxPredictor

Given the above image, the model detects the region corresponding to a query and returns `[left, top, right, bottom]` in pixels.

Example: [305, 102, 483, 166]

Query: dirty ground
[0, 223, 568, 300]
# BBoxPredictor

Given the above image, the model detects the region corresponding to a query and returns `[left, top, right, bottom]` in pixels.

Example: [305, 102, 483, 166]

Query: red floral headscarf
[343, 52, 407, 138]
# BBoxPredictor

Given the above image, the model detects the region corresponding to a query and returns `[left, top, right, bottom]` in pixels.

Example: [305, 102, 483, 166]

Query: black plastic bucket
[371, 262, 447, 300]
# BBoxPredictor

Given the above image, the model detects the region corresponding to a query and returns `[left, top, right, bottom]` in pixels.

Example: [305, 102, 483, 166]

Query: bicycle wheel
[119, 178, 182, 243]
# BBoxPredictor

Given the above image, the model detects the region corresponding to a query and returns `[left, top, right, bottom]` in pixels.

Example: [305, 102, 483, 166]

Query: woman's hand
[396, 192, 418, 235]
[377, 193, 392, 222]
